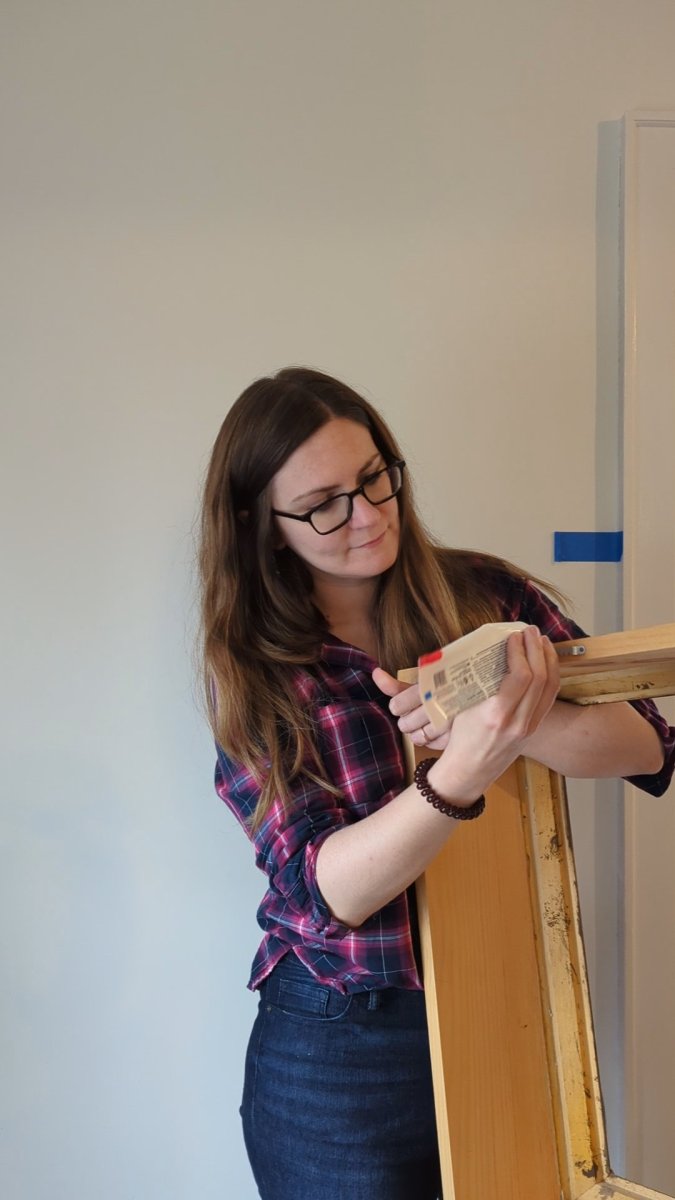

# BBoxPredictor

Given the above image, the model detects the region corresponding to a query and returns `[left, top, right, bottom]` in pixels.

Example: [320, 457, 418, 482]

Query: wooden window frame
[399, 623, 675, 1199]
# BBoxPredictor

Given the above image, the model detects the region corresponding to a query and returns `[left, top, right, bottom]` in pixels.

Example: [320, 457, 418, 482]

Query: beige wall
[3, 3, 675, 1197]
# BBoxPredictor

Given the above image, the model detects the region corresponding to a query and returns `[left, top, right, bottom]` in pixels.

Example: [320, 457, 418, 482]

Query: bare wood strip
[559, 664, 675, 706]
[399, 727, 457, 1198]
[518, 758, 609, 1196]
[415, 867, 457, 1200]
[582, 1178, 674, 1199]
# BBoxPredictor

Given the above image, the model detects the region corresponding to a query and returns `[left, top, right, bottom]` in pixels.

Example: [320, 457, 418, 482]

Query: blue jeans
[240, 953, 442, 1200]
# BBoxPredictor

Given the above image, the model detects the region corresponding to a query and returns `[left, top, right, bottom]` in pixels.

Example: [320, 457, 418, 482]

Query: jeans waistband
[260, 952, 391, 1015]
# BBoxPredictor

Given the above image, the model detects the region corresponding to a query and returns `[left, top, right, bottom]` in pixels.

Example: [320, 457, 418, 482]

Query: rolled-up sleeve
[509, 576, 675, 797]
[216, 748, 357, 943]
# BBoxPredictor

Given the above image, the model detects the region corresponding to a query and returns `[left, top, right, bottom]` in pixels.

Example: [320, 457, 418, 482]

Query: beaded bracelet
[413, 757, 486, 821]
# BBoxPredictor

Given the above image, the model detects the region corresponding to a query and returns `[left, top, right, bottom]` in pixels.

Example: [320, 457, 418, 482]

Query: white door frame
[622, 109, 675, 1191]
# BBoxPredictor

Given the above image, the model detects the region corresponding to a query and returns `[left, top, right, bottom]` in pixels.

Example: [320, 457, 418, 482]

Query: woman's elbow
[631, 727, 665, 776]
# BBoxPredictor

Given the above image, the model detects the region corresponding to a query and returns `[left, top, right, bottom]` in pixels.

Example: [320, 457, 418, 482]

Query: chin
[359, 535, 399, 575]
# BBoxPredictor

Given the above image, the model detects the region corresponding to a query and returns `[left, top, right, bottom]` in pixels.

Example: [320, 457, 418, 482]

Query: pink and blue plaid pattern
[215, 569, 675, 995]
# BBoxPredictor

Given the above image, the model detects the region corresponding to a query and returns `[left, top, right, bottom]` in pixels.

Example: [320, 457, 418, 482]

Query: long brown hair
[198, 366, 560, 826]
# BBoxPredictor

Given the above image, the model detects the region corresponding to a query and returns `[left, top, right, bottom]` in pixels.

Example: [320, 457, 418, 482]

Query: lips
[354, 530, 387, 550]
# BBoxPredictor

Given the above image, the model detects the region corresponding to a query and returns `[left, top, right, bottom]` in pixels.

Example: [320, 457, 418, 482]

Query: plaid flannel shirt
[215, 571, 675, 994]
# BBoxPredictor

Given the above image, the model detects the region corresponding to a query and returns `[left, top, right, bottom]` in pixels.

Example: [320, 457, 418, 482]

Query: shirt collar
[320, 633, 378, 672]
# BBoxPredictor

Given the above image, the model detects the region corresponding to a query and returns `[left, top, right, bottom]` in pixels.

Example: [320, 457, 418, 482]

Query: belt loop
[367, 989, 380, 1011]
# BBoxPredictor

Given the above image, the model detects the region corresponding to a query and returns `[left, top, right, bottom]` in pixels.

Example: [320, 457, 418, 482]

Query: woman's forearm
[315, 778, 465, 929]
[317, 702, 664, 928]
[317, 627, 555, 927]
[317, 640, 664, 930]
[522, 699, 665, 778]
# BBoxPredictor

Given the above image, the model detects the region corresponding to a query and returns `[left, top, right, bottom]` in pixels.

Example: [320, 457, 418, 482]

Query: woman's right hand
[372, 665, 452, 750]
[428, 626, 560, 804]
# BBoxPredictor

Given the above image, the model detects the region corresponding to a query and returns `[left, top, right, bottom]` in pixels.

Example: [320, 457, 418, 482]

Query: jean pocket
[268, 976, 354, 1021]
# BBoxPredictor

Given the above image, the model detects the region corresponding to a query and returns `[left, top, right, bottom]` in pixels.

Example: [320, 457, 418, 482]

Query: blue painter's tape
[553, 531, 623, 563]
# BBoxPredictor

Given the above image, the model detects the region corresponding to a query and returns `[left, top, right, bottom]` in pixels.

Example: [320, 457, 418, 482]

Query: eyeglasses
[272, 460, 405, 535]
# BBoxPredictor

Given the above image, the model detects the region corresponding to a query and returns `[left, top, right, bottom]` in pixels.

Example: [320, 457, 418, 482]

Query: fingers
[408, 721, 451, 749]
[372, 667, 451, 747]
[527, 633, 560, 727]
[372, 667, 422, 721]
[504, 626, 559, 734]
[418, 725, 453, 751]
[374, 628, 559, 756]
[371, 666, 408, 699]
[430, 626, 562, 799]
[390, 687, 448, 743]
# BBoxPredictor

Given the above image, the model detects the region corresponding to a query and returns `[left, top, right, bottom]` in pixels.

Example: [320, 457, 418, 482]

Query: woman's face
[270, 418, 400, 590]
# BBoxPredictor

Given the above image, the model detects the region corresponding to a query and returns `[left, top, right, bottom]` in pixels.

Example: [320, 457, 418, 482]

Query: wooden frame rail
[557, 622, 675, 706]
[399, 622, 675, 1200]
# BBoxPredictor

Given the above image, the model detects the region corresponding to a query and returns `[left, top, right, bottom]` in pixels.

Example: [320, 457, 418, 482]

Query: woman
[198, 366, 674, 1200]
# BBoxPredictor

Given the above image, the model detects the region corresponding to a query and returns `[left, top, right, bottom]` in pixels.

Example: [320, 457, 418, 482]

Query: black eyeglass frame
[271, 460, 406, 535]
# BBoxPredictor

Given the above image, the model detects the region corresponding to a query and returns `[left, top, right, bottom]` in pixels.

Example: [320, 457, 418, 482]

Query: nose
[349, 490, 379, 527]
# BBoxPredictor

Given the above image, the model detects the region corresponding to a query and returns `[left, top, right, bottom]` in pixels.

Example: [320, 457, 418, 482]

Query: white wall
[3, 3, 675, 1197]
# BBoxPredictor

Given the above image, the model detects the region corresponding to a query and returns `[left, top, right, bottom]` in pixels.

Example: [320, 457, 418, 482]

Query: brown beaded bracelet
[413, 757, 486, 821]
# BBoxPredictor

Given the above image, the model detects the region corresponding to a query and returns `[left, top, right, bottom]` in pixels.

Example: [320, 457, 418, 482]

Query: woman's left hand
[372, 667, 452, 750]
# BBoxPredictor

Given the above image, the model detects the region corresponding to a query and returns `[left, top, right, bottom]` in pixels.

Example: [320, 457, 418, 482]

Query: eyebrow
[289, 452, 383, 506]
